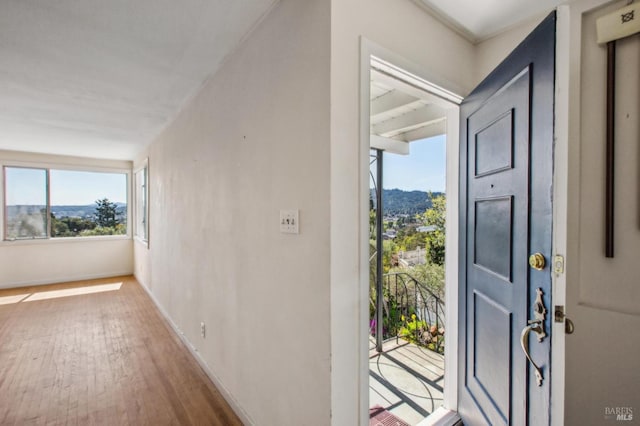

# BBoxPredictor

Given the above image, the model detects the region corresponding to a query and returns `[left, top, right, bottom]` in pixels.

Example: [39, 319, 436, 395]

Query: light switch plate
[280, 210, 299, 234]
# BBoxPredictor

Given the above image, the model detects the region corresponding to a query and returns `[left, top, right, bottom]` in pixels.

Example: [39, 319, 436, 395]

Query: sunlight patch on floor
[24, 282, 123, 302]
[0, 282, 123, 305]
[0, 294, 31, 305]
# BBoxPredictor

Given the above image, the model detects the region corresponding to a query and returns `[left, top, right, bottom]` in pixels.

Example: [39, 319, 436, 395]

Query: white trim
[359, 40, 372, 426]
[443, 102, 460, 412]
[416, 407, 462, 426]
[360, 38, 462, 425]
[0, 158, 130, 175]
[549, 1, 616, 422]
[0, 234, 130, 247]
[371, 56, 464, 107]
[137, 281, 255, 426]
[133, 158, 149, 246]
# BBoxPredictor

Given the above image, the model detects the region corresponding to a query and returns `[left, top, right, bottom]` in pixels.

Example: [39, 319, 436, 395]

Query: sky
[5, 167, 127, 206]
[375, 135, 446, 192]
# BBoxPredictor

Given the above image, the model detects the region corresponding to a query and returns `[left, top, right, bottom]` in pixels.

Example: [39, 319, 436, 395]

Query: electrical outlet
[280, 210, 299, 234]
[200, 322, 206, 338]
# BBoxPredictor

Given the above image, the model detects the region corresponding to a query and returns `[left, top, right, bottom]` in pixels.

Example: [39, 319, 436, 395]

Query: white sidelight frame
[134, 158, 149, 245]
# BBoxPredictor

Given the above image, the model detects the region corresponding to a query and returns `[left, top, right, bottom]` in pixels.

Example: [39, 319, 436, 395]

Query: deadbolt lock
[529, 253, 546, 270]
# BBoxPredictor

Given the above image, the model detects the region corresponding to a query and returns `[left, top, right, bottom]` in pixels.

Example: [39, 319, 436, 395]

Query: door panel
[459, 13, 555, 426]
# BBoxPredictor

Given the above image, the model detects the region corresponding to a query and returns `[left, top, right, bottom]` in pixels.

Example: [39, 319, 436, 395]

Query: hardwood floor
[0, 276, 242, 426]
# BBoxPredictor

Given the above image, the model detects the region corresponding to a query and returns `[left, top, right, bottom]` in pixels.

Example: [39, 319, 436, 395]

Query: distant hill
[52, 203, 126, 218]
[370, 189, 444, 216]
[8, 203, 126, 219]
[51, 205, 98, 219]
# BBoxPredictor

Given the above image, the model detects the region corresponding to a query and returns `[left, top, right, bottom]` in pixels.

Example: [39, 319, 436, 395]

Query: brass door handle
[521, 320, 544, 386]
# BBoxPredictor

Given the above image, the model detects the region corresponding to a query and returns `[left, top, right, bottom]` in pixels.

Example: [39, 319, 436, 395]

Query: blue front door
[458, 13, 555, 425]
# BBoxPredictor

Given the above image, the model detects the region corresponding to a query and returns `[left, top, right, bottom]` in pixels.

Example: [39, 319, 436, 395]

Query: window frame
[1, 160, 131, 243]
[134, 159, 149, 246]
[2, 165, 50, 240]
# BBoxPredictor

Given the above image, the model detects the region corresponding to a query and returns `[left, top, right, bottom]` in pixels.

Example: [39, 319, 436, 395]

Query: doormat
[369, 405, 411, 426]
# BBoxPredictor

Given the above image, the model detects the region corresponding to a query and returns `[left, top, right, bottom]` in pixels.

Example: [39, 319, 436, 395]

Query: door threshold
[416, 407, 461, 426]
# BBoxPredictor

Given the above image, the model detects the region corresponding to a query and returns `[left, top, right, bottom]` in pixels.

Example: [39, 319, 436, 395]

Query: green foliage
[369, 209, 376, 236]
[398, 314, 427, 342]
[396, 263, 445, 298]
[419, 193, 446, 265]
[399, 313, 444, 353]
[47, 198, 126, 238]
[94, 198, 119, 228]
[396, 228, 427, 252]
[369, 290, 404, 341]
[50, 214, 97, 237]
[80, 224, 126, 236]
[382, 240, 398, 272]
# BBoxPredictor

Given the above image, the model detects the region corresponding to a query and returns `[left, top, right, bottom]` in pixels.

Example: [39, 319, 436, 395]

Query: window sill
[1, 235, 132, 247]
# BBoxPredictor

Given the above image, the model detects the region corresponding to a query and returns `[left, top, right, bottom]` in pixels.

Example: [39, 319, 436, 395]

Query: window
[3, 166, 128, 240]
[134, 165, 148, 242]
[4, 167, 48, 239]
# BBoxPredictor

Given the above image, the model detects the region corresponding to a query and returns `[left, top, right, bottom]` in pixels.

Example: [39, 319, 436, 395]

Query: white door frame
[359, 38, 462, 422]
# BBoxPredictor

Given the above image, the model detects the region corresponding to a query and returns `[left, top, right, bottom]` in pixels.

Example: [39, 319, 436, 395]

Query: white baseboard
[0, 270, 134, 290]
[136, 280, 254, 425]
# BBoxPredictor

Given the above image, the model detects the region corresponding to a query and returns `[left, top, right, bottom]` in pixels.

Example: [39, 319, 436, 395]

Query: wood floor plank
[0, 276, 242, 426]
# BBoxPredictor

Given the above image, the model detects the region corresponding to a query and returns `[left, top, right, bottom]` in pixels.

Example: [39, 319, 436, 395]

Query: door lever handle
[521, 320, 544, 386]
[521, 288, 547, 387]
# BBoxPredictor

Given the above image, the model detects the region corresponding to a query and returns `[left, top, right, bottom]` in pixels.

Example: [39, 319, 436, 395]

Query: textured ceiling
[0, 0, 277, 160]
[0, 0, 564, 161]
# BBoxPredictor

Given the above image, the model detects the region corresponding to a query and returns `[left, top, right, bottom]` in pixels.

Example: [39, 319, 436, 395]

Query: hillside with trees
[6, 199, 126, 239]
[370, 191, 446, 295]
[370, 188, 444, 216]
[51, 198, 126, 237]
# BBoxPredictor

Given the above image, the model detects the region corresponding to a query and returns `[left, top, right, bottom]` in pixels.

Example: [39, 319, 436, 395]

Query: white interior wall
[132, 0, 331, 424]
[329, 1, 474, 423]
[565, 1, 640, 423]
[0, 150, 133, 288]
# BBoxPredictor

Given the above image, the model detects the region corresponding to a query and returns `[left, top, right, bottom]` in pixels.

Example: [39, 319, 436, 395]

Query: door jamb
[551, 5, 570, 425]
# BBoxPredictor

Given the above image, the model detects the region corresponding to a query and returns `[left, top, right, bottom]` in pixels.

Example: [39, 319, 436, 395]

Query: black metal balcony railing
[370, 272, 445, 354]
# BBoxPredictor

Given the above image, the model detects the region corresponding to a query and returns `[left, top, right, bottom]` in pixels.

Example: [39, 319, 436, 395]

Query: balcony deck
[369, 339, 444, 425]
